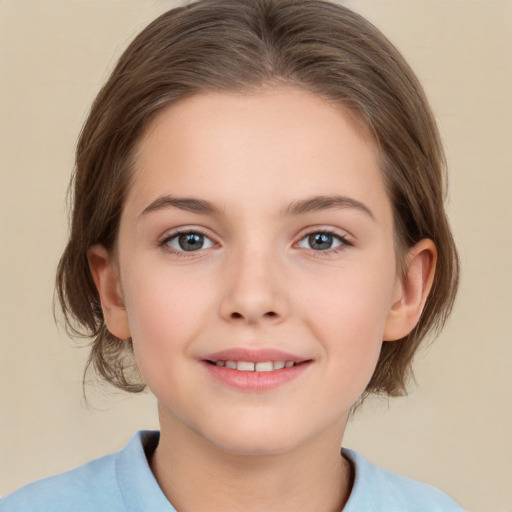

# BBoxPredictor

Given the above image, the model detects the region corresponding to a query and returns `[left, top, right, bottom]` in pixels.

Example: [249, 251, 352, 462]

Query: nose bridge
[219, 237, 288, 324]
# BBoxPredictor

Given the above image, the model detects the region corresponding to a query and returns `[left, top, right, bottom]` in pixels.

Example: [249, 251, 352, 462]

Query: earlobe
[383, 239, 437, 341]
[87, 244, 131, 340]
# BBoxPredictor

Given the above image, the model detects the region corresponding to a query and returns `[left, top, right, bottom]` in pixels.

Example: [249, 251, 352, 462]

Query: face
[101, 87, 408, 456]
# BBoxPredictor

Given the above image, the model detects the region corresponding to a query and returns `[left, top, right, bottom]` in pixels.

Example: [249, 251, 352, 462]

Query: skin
[89, 87, 436, 512]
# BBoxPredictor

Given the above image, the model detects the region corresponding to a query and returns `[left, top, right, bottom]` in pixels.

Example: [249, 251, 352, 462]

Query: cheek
[303, 259, 395, 335]
[121, 264, 216, 354]
[121, 273, 213, 402]
[300, 260, 396, 389]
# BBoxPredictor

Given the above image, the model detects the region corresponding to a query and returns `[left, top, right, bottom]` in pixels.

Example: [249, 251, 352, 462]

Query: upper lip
[203, 348, 309, 363]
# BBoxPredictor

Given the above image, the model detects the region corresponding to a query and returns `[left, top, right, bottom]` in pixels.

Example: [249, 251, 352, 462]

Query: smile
[203, 352, 312, 392]
[202, 349, 312, 391]
[209, 360, 298, 371]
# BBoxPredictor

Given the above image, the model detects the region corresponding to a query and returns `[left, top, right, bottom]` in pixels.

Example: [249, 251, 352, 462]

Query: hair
[56, 0, 459, 398]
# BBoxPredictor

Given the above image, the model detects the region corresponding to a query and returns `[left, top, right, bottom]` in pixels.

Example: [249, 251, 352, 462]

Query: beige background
[1, 1, 511, 510]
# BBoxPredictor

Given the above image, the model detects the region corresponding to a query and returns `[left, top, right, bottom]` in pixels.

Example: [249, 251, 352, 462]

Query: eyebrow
[139, 193, 374, 220]
[140, 195, 223, 217]
[281, 195, 375, 220]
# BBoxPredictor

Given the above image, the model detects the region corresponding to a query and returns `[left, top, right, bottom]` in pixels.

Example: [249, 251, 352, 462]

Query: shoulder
[0, 431, 171, 512]
[342, 449, 466, 512]
[0, 451, 120, 512]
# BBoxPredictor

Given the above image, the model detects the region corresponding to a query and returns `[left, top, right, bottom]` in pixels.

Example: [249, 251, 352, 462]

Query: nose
[219, 247, 289, 325]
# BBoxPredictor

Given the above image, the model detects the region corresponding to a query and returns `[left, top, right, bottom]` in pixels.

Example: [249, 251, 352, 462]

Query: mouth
[202, 349, 312, 392]
[205, 360, 308, 372]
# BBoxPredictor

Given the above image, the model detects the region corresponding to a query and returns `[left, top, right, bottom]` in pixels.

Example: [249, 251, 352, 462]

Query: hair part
[56, 0, 459, 399]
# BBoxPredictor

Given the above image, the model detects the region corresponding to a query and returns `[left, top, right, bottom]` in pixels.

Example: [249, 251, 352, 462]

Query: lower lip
[202, 361, 311, 392]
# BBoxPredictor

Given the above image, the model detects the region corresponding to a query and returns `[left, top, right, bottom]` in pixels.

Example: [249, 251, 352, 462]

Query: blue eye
[164, 231, 214, 252]
[298, 232, 347, 251]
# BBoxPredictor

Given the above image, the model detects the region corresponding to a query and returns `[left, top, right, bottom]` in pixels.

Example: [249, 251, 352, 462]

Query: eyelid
[295, 225, 352, 242]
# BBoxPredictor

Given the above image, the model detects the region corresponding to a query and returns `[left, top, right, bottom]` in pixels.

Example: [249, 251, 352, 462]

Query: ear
[383, 239, 437, 341]
[87, 244, 131, 340]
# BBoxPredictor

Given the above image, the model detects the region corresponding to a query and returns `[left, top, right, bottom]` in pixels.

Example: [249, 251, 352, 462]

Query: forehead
[127, 87, 390, 221]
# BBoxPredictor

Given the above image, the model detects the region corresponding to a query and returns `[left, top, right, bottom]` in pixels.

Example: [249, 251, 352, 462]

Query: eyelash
[296, 229, 352, 256]
[158, 229, 215, 258]
[158, 228, 352, 257]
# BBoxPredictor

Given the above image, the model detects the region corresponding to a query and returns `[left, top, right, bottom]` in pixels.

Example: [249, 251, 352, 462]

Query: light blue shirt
[0, 431, 465, 511]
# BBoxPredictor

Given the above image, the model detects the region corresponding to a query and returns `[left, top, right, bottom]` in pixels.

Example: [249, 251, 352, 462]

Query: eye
[163, 231, 214, 252]
[297, 231, 349, 251]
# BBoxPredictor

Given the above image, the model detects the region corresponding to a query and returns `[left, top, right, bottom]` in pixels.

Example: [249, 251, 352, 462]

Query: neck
[150, 408, 353, 512]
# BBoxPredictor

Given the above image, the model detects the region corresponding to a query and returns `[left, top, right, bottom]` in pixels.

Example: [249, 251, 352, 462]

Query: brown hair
[56, 0, 459, 397]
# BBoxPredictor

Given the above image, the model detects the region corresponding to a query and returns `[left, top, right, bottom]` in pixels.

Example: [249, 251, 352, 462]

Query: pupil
[179, 233, 204, 251]
[309, 233, 332, 250]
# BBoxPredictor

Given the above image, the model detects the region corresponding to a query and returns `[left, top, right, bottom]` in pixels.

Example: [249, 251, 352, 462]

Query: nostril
[229, 311, 277, 320]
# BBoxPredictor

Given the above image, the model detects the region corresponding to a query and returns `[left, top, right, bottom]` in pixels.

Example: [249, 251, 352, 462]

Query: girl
[1, 0, 464, 510]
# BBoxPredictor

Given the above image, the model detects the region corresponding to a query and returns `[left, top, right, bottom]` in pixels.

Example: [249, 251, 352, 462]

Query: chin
[213, 420, 320, 458]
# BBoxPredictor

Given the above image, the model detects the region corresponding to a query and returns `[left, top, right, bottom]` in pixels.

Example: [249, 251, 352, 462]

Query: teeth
[255, 361, 273, 372]
[237, 361, 255, 371]
[214, 360, 297, 371]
